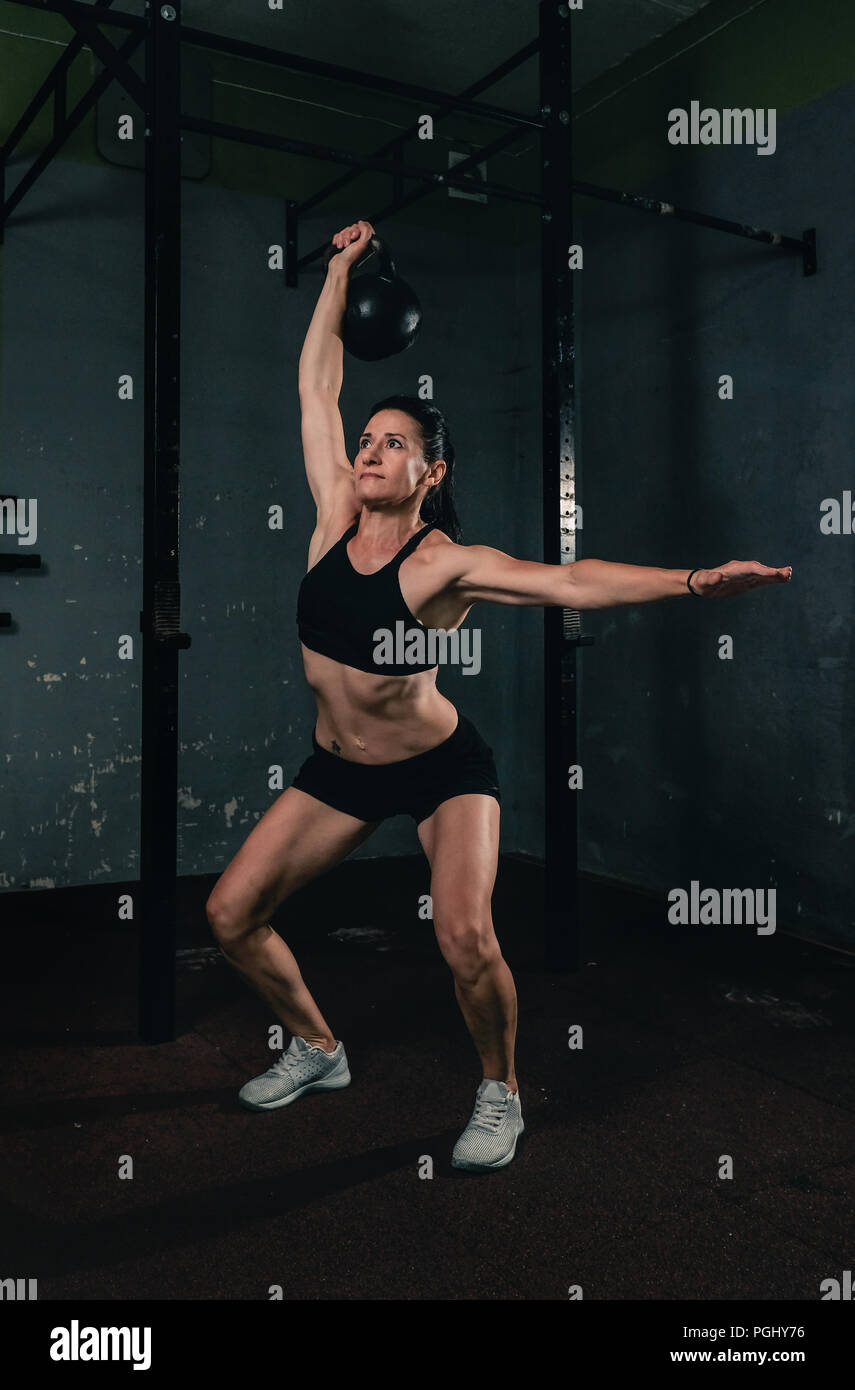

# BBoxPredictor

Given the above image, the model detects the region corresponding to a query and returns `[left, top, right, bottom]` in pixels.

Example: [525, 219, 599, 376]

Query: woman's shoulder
[411, 526, 471, 582]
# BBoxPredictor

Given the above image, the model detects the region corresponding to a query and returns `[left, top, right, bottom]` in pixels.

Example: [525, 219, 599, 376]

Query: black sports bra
[297, 521, 439, 675]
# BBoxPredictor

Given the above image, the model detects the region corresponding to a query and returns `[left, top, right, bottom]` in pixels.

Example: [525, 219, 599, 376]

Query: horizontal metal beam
[299, 38, 539, 216]
[182, 114, 542, 206]
[179, 23, 542, 130]
[575, 178, 815, 271]
[9, 2, 538, 127]
[7, 0, 144, 30]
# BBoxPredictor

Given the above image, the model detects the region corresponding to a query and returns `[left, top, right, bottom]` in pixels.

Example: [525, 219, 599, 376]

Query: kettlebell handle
[323, 234, 396, 282]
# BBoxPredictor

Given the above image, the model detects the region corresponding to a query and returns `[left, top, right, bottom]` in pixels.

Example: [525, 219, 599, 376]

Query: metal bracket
[139, 613, 191, 650]
[0, 552, 42, 572]
[0, 550, 41, 629]
[140, 578, 191, 649]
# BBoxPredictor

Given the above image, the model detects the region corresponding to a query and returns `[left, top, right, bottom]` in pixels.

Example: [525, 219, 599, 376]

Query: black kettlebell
[323, 235, 422, 362]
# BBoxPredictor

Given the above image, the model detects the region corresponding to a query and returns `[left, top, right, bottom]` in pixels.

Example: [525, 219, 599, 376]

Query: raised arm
[297, 220, 374, 520]
[449, 546, 792, 608]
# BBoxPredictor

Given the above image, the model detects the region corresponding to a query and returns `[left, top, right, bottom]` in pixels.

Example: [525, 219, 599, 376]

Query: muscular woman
[206, 219, 792, 1172]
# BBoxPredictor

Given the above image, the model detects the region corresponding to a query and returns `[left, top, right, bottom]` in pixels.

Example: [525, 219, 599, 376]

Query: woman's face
[354, 409, 445, 507]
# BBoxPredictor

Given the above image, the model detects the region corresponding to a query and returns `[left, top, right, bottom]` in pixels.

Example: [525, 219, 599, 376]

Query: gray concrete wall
[0, 158, 542, 888]
[574, 84, 855, 947]
[0, 158, 146, 890]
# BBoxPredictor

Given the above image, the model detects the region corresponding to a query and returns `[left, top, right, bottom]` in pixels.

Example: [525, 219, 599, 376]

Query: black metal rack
[0, 0, 817, 1040]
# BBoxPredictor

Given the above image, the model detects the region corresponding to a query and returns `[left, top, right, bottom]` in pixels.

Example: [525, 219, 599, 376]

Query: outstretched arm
[451, 546, 792, 610]
[298, 220, 374, 518]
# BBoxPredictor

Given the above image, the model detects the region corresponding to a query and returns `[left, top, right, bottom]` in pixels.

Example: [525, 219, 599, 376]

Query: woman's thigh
[417, 794, 501, 927]
[207, 786, 380, 929]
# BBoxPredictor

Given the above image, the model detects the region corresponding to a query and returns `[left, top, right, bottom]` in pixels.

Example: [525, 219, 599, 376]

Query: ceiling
[64, 0, 721, 112]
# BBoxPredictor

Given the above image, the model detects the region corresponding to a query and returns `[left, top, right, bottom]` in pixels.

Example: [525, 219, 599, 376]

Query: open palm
[693, 560, 792, 598]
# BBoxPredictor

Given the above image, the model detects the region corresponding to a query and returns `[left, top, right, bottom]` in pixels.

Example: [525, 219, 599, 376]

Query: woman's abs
[301, 646, 459, 763]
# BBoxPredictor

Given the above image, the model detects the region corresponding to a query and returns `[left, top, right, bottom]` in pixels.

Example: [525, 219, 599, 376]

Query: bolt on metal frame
[1, 0, 816, 1039]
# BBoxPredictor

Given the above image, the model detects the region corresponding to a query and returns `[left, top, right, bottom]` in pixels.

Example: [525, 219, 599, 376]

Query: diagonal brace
[58, 2, 148, 108]
[1, 27, 144, 233]
[1, 0, 117, 162]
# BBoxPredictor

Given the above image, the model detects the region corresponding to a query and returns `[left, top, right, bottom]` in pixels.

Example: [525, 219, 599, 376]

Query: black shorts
[291, 713, 501, 826]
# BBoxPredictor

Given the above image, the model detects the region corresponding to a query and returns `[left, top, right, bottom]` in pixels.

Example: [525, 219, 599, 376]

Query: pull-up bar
[574, 180, 816, 275]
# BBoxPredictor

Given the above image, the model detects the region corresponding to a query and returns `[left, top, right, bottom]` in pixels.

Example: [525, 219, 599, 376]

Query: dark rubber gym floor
[2, 856, 854, 1301]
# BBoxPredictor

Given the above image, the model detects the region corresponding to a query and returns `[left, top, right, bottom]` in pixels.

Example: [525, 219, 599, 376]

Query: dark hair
[367, 394, 462, 543]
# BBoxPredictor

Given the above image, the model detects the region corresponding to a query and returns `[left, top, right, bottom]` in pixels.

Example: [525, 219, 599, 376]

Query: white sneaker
[238, 1035, 351, 1111]
[451, 1079, 524, 1170]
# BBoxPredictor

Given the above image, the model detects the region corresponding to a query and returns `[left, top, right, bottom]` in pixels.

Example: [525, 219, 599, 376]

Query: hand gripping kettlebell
[323, 235, 422, 362]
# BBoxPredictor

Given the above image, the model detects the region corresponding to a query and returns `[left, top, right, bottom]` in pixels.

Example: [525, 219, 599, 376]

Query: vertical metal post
[540, 0, 578, 971]
[139, 0, 185, 1042]
[285, 198, 298, 287]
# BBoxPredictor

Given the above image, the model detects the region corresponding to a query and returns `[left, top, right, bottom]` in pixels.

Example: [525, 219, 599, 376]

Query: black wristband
[687, 568, 702, 595]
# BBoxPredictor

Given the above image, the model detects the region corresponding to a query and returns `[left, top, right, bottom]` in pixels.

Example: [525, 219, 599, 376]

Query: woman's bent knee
[206, 891, 261, 951]
[206, 860, 297, 949]
[435, 917, 500, 985]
